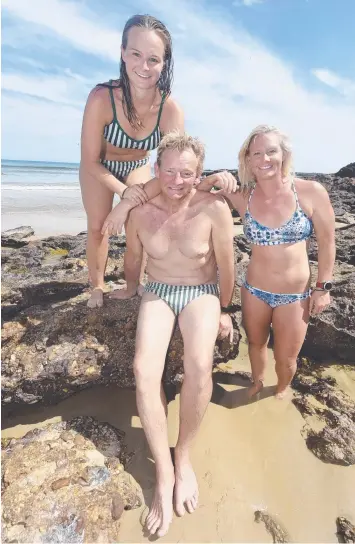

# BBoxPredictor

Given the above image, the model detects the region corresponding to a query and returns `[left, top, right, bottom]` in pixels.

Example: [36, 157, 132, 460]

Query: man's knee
[184, 354, 213, 387]
[133, 355, 162, 392]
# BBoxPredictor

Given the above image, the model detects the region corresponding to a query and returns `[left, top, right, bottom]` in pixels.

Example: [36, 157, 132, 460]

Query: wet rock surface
[1, 229, 241, 413]
[1, 226, 35, 248]
[1, 416, 142, 543]
[292, 358, 355, 466]
[254, 510, 291, 543]
[336, 516, 355, 543]
[301, 262, 355, 362]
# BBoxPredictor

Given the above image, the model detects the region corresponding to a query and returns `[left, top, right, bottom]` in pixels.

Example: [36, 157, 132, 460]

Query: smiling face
[155, 148, 199, 200]
[121, 26, 165, 90]
[247, 132, 284, 182]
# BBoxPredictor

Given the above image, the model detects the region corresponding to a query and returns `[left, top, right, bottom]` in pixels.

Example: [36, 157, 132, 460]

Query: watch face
[324, 281, 333, 290]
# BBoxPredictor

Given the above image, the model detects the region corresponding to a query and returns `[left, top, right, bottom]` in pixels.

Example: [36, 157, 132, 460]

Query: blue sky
[2, 0, 355, 171]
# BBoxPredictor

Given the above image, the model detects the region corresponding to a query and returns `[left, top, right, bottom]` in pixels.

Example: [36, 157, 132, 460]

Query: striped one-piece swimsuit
[98, 80, 165, 180]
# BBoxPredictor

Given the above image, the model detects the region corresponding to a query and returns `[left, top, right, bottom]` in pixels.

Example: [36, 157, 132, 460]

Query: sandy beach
[3, 336, 355, 543]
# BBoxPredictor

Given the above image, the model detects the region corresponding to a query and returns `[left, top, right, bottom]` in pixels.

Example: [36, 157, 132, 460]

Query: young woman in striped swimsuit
[79, 15, 184, 308]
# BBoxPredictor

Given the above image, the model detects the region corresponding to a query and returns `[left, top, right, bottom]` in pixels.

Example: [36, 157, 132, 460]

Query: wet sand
[2, 338, 355, 543]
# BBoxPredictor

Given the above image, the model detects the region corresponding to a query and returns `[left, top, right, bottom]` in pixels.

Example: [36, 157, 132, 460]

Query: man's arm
[211, 197, 235, 307]
[110, 209, 143, 299]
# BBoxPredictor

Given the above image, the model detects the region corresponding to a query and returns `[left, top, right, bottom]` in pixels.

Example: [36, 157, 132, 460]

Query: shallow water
[2, 339, 355, 543]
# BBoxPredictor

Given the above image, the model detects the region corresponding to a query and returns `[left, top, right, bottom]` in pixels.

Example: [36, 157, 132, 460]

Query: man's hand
[198, 171, 239, 194]
[309, 290, 331, 316]
[218, 313, 233, 342]
[122, 183, 148, 205]
[101, 200, 134, 236]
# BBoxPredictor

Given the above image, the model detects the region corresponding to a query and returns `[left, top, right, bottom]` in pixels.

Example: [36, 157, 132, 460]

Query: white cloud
[2, 93, 83, 162]
[2, 0, 121, 62]
[2, 0, 355, 172]
[233, 0, 264, 6]
[312, 69, 355, 97]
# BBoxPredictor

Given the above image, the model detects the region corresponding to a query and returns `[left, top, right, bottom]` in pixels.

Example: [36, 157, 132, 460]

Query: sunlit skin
[221, 131, 335, 400]
[80, 23, 184, 308]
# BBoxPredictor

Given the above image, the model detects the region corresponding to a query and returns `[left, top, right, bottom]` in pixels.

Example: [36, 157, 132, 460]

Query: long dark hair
[100, 15, 174, 130]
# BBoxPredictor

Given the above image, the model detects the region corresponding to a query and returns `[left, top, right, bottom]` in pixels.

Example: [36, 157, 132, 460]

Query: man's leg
[133, 292, 176, 537]
[174, 293, 221, 516]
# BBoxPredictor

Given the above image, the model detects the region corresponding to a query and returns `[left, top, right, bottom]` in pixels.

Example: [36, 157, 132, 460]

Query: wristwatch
[221, 305, 237, 314]
[315, 281, 333, 291]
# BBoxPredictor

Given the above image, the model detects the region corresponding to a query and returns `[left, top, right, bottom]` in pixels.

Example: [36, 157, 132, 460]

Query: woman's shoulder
[159, 94, 184, 131]
[294, 176, 328, 198]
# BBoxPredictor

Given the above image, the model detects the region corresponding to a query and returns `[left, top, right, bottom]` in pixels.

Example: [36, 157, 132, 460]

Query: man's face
[155, 148, 199, 200]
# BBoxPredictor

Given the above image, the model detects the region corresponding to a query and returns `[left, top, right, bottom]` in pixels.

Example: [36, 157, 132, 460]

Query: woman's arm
[101, 97, 185, 235]
[80, 88, 148, 205]
[311, 182, 336, 281]
[309, 181, 336, 315]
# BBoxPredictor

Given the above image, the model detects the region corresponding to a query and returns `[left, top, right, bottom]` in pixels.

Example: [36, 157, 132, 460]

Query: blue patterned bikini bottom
[243, 279, 311, 309]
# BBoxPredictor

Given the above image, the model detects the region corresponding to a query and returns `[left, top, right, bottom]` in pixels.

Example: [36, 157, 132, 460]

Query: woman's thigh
[272, 298, 310, 361]
[241, 286, 273, 346]
[124, 161, 152, 187]
[80, 168, 114, 228]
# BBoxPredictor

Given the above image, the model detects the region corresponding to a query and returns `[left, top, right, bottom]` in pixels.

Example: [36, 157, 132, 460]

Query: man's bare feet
[247, 379, 264, 400]
[87, 288, 104, 308]
[145, 476, 174, 537]
[174, 455, 199, 516]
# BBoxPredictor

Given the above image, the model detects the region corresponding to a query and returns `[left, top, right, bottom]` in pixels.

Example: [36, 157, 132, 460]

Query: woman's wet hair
[238, 125, 294, 193]
[118, 14, 173, 129]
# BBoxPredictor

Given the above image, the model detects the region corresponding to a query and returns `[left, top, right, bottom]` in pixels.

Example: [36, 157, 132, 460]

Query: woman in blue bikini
[80, 15, 184, 307]
[224, 125, 335, 399]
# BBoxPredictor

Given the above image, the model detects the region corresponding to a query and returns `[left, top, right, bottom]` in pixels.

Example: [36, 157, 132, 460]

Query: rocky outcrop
[301, 262, 355, 362]
[335, 162, 355, 179]
[1, 231, 241, 413]
[336, 516, 355, 543]
[1, 417, 142, 543]
[2, 291, 240, 414]
[292, 358, 355, 466]
[1, 226, 34, 248]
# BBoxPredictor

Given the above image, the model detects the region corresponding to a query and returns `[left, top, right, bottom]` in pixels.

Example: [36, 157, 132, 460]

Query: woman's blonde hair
[157, 131, 205, 176]
[238, 125, 294, 193]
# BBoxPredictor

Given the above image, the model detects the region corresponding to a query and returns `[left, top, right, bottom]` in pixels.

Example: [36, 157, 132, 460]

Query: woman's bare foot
[145, 476, 175, 537]
[275, 385, 291, 400]
[247, 379, 264, 400]
[174, 455, 199, 516]
[87, 288, 104, 308]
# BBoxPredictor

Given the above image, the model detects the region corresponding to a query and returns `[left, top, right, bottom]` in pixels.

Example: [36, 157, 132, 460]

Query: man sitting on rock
[112, 132, 235, 537]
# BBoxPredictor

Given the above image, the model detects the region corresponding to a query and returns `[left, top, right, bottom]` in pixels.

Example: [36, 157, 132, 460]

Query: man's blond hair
[157, 131, 205, 176]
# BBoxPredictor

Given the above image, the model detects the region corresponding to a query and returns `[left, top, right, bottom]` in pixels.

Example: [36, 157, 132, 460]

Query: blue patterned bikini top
[243, 182, 313, 246]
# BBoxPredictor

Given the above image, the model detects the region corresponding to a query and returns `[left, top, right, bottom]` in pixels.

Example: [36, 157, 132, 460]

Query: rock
[1, 226, 35, 248]
[1, 233, 126, 320]
[254, 510, 291, 543]
[292, 358, 355, 466]
[302, 263, 355, 362]
[1, 417, 142, 543]
[336, 516, 355, 543]
[335, 162, 355, 178]
[1, 293, 241, 413]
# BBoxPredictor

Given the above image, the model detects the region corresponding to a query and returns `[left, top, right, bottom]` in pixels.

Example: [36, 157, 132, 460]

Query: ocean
[2, 159, 87, 237]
